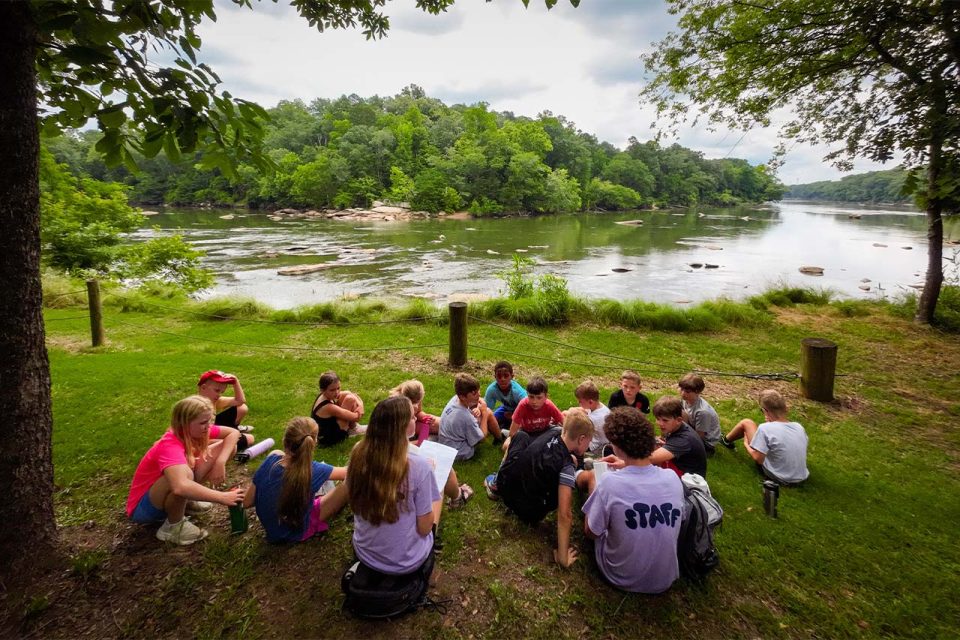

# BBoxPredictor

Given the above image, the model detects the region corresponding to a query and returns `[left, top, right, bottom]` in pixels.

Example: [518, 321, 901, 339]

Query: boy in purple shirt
[584, 407, 684, 593]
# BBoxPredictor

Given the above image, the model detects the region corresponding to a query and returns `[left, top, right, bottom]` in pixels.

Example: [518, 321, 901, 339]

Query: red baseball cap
[198, 370, 235, 385]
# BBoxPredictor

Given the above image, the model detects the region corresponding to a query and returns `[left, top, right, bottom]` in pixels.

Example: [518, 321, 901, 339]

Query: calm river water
[133, 202, 959, 309]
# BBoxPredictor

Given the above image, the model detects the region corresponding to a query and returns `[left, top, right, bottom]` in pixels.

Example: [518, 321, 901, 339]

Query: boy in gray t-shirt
[721, 389, 809, 485]
[439, 372, 498, 460]
[678, 373, 721, 451]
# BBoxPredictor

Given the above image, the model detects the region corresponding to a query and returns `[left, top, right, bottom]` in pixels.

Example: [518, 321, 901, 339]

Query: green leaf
[97, 105, 126, 129]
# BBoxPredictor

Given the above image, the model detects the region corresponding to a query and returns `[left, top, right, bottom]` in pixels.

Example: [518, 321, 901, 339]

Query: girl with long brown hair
[348, 395, 441, 575]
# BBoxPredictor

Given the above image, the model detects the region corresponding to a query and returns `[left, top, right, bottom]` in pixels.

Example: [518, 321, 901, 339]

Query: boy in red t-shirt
[508, 376, 564, 441]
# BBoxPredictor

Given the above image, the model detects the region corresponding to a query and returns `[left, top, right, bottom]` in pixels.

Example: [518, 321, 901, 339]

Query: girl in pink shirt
[126, 395, 244, 545]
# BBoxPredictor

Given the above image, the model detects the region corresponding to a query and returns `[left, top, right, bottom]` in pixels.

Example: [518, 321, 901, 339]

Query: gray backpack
[678, 473, 722, 578]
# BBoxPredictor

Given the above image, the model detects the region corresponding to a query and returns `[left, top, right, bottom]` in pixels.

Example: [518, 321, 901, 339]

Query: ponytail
[278, 417, 318, 530]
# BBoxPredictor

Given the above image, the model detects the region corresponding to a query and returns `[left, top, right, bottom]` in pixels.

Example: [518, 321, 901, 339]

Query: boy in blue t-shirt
[484, 360, 527, 431]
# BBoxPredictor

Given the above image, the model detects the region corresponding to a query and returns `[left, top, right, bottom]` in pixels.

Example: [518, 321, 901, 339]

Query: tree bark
[0, 3, 58, 578]
[916, 110, 946, 324]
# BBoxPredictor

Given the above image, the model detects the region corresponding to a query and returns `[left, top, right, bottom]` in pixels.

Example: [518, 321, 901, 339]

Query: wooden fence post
[800, 337, 837, 401]
[448, 301, 467, 368]
[86, 278, 104, 347]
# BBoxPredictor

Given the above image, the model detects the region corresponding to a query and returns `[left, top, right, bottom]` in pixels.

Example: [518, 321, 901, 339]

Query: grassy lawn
[12, 295, 960, 639]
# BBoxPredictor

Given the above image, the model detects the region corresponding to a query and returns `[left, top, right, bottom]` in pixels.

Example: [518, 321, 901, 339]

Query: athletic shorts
[301, 495, 330, 540]
[130, 491, 166, 524]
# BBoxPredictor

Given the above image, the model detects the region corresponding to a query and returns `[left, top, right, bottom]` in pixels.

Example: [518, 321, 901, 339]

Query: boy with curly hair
[583, 407, 684, 593]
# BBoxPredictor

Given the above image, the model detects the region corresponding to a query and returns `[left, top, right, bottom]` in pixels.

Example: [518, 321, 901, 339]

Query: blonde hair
[278, 417, 318, 530]
[347, 396, 412, 525]
[390, 379, 425, 405]
[170, 395, 215, 468]
[759, 389, 788, 417]
[562, 408, 594, 440]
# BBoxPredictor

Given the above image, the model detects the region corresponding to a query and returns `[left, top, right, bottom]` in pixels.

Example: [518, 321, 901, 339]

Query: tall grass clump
[41, 268, 89, 309]
[480, 254, 583, 325]
[272, 302, 352, 324]
[393, 298, 446, 324]
[698, 298, 772, 327]
[192, 297, 271, 320]
[933, 284, 960, 332]
[752, 286, 833, 308]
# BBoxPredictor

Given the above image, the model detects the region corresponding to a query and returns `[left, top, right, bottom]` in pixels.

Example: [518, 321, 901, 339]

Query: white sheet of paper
[409, 440, 457, 494]
[593, 460, 609, 484]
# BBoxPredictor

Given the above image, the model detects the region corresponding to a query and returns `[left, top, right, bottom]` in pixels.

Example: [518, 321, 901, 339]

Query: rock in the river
[277, 263, 337, 276]
[615, 219, 644, 226]
[219, 214, 235, 220]
[902, 246, 913, 250]
[689, 263, 703, 268]
[612, 267, 632, 273]
[859, 284, 871, 291]
[873, 243, 887, 247]
[704, 263, 719, 269]
[861, 278, 871, 283]
[848, 213, 862, 219]
[799, 266, 825, 275]
[141, 210, 159, 216]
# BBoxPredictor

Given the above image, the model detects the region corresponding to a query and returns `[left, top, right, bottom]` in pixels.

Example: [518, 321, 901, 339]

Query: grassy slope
[25, 300, 960, 639]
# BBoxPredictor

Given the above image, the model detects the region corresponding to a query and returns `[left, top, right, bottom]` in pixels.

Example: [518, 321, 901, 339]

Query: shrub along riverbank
[10, 285, 960, 638]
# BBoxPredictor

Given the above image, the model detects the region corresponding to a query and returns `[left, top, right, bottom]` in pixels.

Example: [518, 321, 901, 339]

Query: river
[132, 201, 959, 309]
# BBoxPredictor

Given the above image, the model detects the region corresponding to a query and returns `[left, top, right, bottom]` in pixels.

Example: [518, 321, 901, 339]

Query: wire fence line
[112, 295, 446, 326]
[44, 287, 807, 382]
[470, 315, 801, 381]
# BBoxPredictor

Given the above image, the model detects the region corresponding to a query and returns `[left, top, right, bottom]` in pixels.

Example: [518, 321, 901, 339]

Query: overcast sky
[194, 0, 895, 185]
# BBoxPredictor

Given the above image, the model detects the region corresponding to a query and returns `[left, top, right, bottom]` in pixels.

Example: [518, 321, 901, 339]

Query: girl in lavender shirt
[348, 396, 441, 575]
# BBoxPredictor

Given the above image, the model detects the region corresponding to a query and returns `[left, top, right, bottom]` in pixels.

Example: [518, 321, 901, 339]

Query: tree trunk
[916, 130, 946, 324]
[0, 4, 58, 578]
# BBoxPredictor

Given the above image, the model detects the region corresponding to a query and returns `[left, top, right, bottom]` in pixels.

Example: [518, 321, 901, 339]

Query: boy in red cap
[197, 370, 254, 450]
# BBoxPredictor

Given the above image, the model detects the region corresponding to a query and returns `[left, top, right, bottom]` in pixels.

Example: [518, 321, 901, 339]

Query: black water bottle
[762, 480, 779, 518]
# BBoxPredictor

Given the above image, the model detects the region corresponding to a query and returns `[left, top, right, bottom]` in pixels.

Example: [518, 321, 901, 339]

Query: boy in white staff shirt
[583, 407, 684, 594]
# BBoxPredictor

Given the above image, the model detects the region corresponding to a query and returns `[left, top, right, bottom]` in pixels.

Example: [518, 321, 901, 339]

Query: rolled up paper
[235, 437, 275, 463]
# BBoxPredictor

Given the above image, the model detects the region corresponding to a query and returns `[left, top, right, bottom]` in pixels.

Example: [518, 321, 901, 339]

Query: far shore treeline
[46, 85, 784, 215]
[785, 168, 911, 205]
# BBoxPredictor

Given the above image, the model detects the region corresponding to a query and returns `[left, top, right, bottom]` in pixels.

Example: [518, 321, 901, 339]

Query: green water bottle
[229, 492, 248, 534]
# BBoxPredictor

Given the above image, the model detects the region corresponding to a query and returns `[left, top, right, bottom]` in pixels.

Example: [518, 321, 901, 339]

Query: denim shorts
[130, 491, 167, 524]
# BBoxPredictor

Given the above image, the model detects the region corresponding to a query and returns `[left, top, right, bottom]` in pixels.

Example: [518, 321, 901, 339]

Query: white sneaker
[186, 500, 213, 515]
[156, 518, 209, 545]
[347, 423, 367, 437]
[237, 424, 255, 433]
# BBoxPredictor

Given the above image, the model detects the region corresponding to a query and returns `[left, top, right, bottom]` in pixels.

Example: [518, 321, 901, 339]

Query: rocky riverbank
[268, 201, 463, 222]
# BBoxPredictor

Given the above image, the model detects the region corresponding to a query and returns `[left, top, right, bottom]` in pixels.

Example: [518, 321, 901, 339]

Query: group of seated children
[126, 363, 808, 596]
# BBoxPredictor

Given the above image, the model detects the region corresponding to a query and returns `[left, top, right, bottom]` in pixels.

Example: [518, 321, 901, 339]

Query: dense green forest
[785, 168, 910, 203]
[46, 86, 783, 215]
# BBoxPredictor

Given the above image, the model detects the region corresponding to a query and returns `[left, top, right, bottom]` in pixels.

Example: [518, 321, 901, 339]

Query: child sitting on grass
[310, 370, 366, 446]
[566, 380, 611, 457]
[648, 396, 707, 478]
[583, 406, 685, 594]
[507, 376, 565, 440]
[242, 417, 348, 544]
[439, 372, 500, 460]
[722, 389, 809, 485]
[678, 373, 721, 452]
[126, 395, 245, 545]
[608, 370, 650, 414]
[485, 409, 595, 568]
[483, 360, 527, 431]
[197, 369, 254, 450]
[391, 379, 437, 446]
[348, 396, 441, 578]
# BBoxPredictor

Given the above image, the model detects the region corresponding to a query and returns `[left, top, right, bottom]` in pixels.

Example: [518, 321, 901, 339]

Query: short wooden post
[448, 301, 467, 368]
[800, 337, 837, 401]
[86, 278, 104, 347]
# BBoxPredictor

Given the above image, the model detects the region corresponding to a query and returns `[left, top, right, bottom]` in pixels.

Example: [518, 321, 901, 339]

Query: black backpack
[677, 477, 722, 579]
[341, 551, 442, 619]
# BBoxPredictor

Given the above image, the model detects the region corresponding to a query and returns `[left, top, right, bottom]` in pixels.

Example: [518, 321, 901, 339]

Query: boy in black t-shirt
[484, 410, 595, 568]
[649, 396, 707, 477]
[607, 370, 650, 414]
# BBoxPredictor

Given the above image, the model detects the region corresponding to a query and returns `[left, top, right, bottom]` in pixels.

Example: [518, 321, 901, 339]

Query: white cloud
[196, 0, 886, 186]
